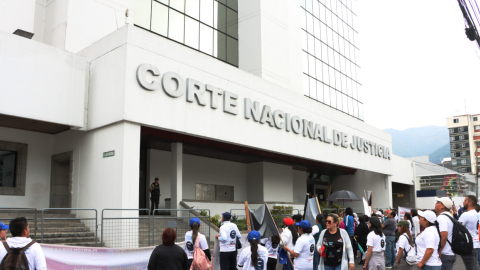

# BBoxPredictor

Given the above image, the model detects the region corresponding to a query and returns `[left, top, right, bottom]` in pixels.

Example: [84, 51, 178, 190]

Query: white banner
[398, 206, 412, 221]
[41, 242, 187, 270]
[363, 197, 371, 217]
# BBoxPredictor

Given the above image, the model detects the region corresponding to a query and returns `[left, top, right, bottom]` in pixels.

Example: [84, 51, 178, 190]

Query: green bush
[271, 205, 293, 215]
[198, 210, 221, 227]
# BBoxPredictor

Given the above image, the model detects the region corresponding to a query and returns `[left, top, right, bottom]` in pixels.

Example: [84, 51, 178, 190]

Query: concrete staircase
[0, 210, 101, 247]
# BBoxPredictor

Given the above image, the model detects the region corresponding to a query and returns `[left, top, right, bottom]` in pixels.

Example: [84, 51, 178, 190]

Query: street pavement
[350, 254, 468, 270]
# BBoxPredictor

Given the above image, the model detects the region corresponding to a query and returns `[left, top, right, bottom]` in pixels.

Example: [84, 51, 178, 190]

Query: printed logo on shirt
[255, 258, 265, 270]
[272, 243, 279, 249]
[230, 230, 237, 239]
[310, 244, 315, 253]
[338, 238, 343, 243]
[186, 241, 194, 251]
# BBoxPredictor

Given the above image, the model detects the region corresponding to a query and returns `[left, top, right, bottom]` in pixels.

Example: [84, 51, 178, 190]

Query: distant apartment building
[447, 114, 480, 174]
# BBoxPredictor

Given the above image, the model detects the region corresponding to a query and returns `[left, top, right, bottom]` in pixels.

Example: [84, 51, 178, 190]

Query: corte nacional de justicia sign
[136, 64, 391, 160]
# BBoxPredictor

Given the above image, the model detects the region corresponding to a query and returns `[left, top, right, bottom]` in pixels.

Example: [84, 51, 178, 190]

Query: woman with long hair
[183, 217, 211, 268]
[363, 216, 385, 270]
[355, 215, 369, 266]
[317, 214, 355, 270]
[238, 230, 268, 270]
[394, 221, 414, 270]
[410, 209, 420, 243]
[283, 220, 315, 270]
[404, 213, 414, 238]
[281, 218, 299, 270]
[260, 234, 281, 270]
[415, 210, 441, 270]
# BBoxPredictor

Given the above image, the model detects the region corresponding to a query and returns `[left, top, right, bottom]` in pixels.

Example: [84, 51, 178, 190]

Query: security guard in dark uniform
[149, 177, 160, 214]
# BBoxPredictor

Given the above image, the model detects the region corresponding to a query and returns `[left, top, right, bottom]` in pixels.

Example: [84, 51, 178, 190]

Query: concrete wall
[246, 162, 264, 202]
[0, 31, 87, 128]
[148, 149, 248, 209]
[333, 169, 391, 211]
[184, 200, 305, 217]
[391, 154, 415, 185]
[263, 163, 293, 202]
[0, 0, 36, 35]
[0, 127, 54, 208]
[293, 170, 308, 203]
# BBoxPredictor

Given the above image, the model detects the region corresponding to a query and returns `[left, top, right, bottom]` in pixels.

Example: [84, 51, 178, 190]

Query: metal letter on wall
[162, 72, 186, 97]
[137, 64, 161, 91]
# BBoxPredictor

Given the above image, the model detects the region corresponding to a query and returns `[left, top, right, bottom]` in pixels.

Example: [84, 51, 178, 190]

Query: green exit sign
[103, 150, 115, 158]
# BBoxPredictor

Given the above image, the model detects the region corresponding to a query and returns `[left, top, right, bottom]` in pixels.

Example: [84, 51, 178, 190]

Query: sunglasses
[326, 220, 333, 224]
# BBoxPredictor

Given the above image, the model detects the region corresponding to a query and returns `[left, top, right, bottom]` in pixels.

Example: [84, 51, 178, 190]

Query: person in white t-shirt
[215, 212, 241, 270]
[394, 221, 414, 270]
[363, 216, 385, 270]
[410, 209, 420, 242]
[458, 195, 480, 270]
[280, 217, 298, 270]
[0, 217, 46, 270]
[183, 217, 211, 268]
[259, 234, 281, 270]
[238, 230, 268, 270]
[282, 220, 315, 270]
[416, 210, 441, 270]
[403, 213, 414, 238]
[434, 196, 455, 270]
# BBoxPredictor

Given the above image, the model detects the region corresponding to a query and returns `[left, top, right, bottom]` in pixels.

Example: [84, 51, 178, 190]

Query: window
[461, 143, 466, 148]
[454, 119, 459, 123]
[452, 159, 457, 165]
[452, 152, 456, 157]
[461, 159, 467, 164]
[475, 125, 480, 130]
[460, 135, 465, 140]
[449, 128, 454, 133]
[459, 168, 467, 172]
[459, 127, 464, 132]
[300, 0, 362, 121]
[450, 136, 455, 141]
[461, 151, 466, 156]
[451, 144, 456, 149]
[0, 150, 17, 187]
[134, 0, 239, 66]
[474, 116, 478, 121]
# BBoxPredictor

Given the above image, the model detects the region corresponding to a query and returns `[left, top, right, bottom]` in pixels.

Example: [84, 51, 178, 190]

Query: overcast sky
[355, 0, 480, 131]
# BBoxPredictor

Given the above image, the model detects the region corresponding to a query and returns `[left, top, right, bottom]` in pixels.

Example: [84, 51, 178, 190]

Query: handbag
[402, 235, 416, 265]
[236, 236, 242, 249]
[190, 234, 211, 270]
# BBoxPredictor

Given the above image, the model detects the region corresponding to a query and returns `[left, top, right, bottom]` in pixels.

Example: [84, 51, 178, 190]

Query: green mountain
[383, 126, 450, 162]
[428, 143, 451, 164]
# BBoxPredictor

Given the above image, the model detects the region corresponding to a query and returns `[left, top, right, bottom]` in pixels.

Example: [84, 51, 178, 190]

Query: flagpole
[244, 201, 251, 232]
[265, 202, 294, 269]
[315, 197, 322, 214]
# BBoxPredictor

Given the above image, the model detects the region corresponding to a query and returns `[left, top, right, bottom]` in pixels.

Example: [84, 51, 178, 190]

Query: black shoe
[358, 260, 364, 265]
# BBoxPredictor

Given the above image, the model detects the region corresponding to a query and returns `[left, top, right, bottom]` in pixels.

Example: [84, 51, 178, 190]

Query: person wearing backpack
[416, 210, 441, 270]
[394, 221, 415, 270]
[0, 217, 46, 270]
[183, 218, 211, 269]
[434, 196, 456, 270]
[458, 195, 480, 270]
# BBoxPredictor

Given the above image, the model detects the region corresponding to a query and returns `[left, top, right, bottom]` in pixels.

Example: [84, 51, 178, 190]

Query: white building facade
[0, 0, 414, 218]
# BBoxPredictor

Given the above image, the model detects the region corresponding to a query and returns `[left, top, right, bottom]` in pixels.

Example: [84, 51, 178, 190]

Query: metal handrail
[101, 208, 149, 247]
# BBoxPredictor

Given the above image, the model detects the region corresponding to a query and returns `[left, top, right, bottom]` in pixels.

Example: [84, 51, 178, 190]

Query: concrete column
[386, 175, 393, 209]
[171, 142, 183, 210]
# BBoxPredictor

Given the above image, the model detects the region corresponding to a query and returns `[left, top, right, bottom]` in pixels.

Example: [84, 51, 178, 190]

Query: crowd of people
[1, 195, 480, 270]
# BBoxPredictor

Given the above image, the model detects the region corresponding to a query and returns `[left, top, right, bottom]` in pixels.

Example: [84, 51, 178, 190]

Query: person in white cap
[458, 195, 480, 269]
[416, 210, 441, 270]
[434, 197, 455, 270]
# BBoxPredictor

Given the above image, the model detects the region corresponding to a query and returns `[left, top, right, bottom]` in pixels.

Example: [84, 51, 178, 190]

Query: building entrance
[49, 152, 73, 209]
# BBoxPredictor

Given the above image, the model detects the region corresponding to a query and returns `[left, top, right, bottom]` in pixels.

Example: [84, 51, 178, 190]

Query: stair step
[40, 232, 95, 238]
[42, 236, 99, 243]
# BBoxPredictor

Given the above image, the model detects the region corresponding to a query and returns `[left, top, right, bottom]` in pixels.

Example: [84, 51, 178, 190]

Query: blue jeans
[422, 266, 441, 270]
[324, 265, 341, 270]
[385, 236, 396, 267]
[313, 250, 320, 270]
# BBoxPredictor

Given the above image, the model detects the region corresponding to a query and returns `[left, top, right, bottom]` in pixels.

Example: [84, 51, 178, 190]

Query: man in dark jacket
[354, 215, 369, 265]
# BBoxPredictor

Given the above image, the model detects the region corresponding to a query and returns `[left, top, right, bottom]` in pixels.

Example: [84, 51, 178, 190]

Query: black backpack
[0, 240, 35, 270]
[436, 213, 473, 255]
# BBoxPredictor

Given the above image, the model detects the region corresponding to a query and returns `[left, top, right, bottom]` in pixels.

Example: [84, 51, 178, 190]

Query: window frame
[0, 141, 27, 196]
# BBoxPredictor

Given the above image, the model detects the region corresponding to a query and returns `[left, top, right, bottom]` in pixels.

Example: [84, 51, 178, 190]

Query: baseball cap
[295, 220, 311, 229]
[395, 220, 410, 227]
[0, 222, 8, 230]
[283, 218, 294, 226]
[189, 217, 200, 226]
[247, 230, 261, 241]
[435, 197, 453, 209]
[278, 248, 289, 264]
[222, 212, 231, 220]
[418, 210, 437, 223]
[155, 177, 159, 180]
